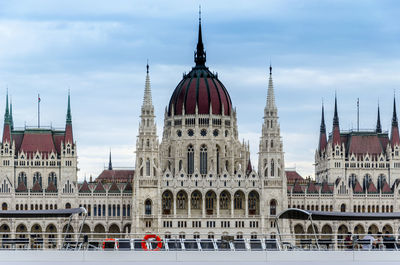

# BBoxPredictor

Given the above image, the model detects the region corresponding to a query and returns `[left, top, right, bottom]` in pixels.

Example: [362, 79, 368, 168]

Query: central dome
[167, 19, 232, 117]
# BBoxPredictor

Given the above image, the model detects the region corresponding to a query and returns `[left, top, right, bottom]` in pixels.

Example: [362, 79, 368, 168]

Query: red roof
[321, 181, 333, 193]
[168, 67, 232, 116]
[79, 180, 91, 193]
[348, 135, 385, 155]
[286, 171, 304, 181]
[108, 181, 120, 193]
[381, 181, 392, 193]
[292, 181, 304, 193]
[123, 182, 132, 193]
[16, 181, 27, 192]
[367, 181, 378, 193]
[332, 126, 341, 147]
[93, 182, 105, 193]
[31, 181, 42, 192]
[246, 159, 252, 176]
[307, 181, 319, 193]
[96, 169, 134, 183]
[353, 180, 363, 193]
[20, 132, 56, 158]
[65, 124, 73, 144]
[391, 125, 400, 147]
[319, 132, 327, 153]
[46, 181, 57, 192]
[2, 124, 10, 143]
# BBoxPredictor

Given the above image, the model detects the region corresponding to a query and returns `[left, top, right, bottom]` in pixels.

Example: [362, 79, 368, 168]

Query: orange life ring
[103, 238, 118, 250]
[142, 234, 162, 251]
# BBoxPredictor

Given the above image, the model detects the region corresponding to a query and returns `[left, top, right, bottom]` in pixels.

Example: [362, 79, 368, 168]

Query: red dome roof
[167, 18, 232, 117]
[168, 67, 232, 116]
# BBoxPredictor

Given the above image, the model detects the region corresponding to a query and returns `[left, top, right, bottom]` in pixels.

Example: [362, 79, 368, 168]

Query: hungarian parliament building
[0, 19, 399, 240]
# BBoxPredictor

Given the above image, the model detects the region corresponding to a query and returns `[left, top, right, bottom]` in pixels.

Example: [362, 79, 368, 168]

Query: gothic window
[168, 146, 171, 157]
[378, 174, 386, 190]
[206, 191, 215, 212]
[146, 158, 150, 176]
[363, 174, 371, 190]
[349, 174, 357, 187]
[271, 140, 274, 148]
[162, 191, 172, 214]
[341, 203, 346, 212]
[65, 203, 71, 209]
[216, 146, 220, 175]
[270, 160, 275, 177]
[177, 191, 187, 209]
[1, 203, 7, 210]
[18, 172, 27, 187]
[220, 191, 229, 209]
[200, 145, 208, 175]
[33, 172, 42, 187]
[145, 199, 152, 215]
[270, 199, 277, 216]
[264, 168, 268, 177]
[146, 139, 150, 147]
[48, 172, 57, 187]
[248, 191, 259, 215]
[234, 192, 243, 209]
[179, 160, 182, 171]
[187, 145, 194, 175]
[191, 191, 201, 209]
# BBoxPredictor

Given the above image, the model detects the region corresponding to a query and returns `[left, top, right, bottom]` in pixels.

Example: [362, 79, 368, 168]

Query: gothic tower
[133, 64, 160, 233]
[258, 66, 287, 233]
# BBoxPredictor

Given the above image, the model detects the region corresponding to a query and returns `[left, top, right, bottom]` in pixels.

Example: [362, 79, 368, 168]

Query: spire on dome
[376, 104, 382, 133]
[66, 91, 72, 124]
[108, 149, 113, 170]
[332, 94, 341, 147]
[143, 63, 152, 106]
[266, 64, 276, 111]
[194, 6, 206, 67]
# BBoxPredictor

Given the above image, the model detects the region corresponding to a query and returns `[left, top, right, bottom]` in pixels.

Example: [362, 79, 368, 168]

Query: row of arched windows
[17, 172, 57, 188]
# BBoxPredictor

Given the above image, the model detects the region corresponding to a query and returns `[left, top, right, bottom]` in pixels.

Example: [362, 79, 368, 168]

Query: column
[216, 193, 220, 217]
[245, 193, 248, 218]
[188, 196, 191, 217]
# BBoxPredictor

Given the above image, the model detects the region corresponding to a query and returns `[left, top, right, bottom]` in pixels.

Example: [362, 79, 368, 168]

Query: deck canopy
[276, 208, 400, 221]
[0, 207, 86, 218]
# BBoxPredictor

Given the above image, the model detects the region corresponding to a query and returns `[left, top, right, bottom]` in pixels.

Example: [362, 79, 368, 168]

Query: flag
[38, 94, 41, 102]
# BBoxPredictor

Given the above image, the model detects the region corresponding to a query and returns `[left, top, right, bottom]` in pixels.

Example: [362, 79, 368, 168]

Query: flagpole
[38, 93, 40, 128]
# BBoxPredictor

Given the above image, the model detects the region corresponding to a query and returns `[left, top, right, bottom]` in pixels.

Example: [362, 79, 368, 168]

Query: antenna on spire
[146, 59, 149, 74]
[199, 5, 201, 24]
[357, 98, 359, 132]
[269, 60, 272, 76]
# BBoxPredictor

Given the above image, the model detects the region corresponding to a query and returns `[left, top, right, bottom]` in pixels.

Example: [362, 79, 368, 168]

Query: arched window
[18, 172, 27, 187]
[65, 203, 71, 209]
[363, 174, 371, 190]
[200, 145, 207, 175]
[179, 160, 182, 171]
[145, 199, 152, 215]
[270, 199, 277, 216]
[341, 203, 346, 212]
[146, 158, 150, 176]
[187, 145, 194, 175]
[1, 203, 7, 210]
[349, 174, 357, 187]
[205, 192, 215, 211]
[377, 174, 386, 191]
[33, 172, 42, 187]
[270, 160, 275, 177]
[248, 191, 259, 215]
[162, 191, 172, 215]
[234, 192, 243, 209]
[220, 192, 229, 209]
[191, 191, 201, 209]
[48, 172, 57, 187]
[177, 191, 187, 209]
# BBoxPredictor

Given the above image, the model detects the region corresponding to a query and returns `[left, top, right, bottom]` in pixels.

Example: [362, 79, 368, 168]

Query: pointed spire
[108, 149, 113, 170]
[318, 103, 327, 153]
[4, 91, 10, 124]
[66, 90, 72, 124]
[194, 6, 206, 66]
[376, 104, 382, 133]
[391, 96, 400, 147]
[266, 63, 276, 111]
[392, 96, 398, 127]
[333, 94, 339, 126]
[143, 62, 153, 106]
[332, 94, 341, 147]
[9, 97, 13, 130]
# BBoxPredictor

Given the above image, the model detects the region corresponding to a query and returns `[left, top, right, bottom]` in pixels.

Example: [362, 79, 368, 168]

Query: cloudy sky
[0, 0, 399, 180]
